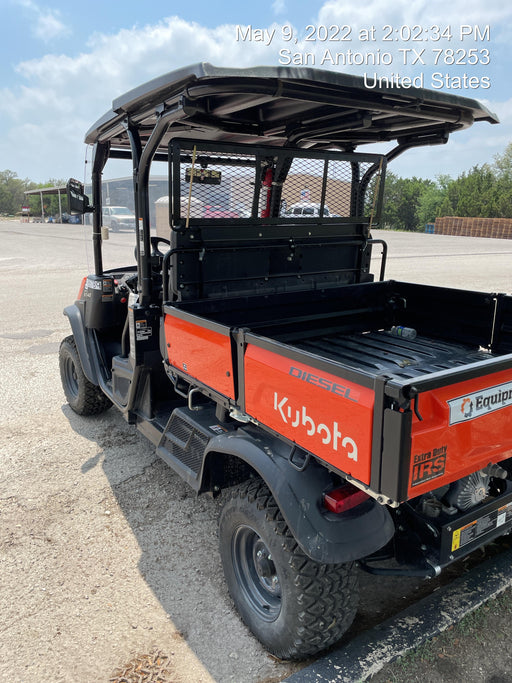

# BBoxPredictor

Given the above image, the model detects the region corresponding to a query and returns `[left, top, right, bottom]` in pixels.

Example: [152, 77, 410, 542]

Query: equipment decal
[448, 380, 512, 425]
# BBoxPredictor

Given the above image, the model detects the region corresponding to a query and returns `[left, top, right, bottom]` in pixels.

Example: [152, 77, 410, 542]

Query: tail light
[324, 484, 370, 513]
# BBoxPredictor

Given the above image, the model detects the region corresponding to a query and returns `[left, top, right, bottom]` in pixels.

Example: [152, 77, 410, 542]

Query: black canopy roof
[85, 62, 498, 153]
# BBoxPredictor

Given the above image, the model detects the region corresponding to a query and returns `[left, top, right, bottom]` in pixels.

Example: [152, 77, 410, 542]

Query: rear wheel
[219, 478, 358, 660]
[59, 335, 112, 415]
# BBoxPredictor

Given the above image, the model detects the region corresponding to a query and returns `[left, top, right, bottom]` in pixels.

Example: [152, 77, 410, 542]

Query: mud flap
[63, 303, 98, 385]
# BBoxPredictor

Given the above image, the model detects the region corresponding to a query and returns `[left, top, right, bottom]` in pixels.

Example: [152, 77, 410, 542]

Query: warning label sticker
[451, 502, 512, 552]
[135, 319, 152, 341]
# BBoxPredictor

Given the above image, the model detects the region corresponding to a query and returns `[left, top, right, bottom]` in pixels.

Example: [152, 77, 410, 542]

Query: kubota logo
[273, 392, 358, 461]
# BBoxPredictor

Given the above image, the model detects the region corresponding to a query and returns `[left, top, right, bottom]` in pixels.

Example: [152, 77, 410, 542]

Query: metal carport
[24, 185, 67, 221]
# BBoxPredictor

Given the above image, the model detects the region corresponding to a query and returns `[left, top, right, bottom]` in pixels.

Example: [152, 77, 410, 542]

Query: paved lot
[1, 221, 512, 683]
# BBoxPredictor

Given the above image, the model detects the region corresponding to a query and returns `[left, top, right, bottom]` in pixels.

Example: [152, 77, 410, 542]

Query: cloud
[272, 0, 286, 15]
[14, 0, 70, 42]
[318, 0, 512, 31]
[1, 7, 511, 181]
[1, 16, 274, 180]
[33, 10, 69, 41]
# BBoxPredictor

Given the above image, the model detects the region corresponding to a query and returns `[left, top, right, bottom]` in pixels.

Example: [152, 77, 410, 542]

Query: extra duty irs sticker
[448, 381, 512, 425]
[411, 445, 447, 487]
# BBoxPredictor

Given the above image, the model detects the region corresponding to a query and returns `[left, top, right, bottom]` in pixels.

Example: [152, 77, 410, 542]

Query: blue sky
[2, 0, 512, 183]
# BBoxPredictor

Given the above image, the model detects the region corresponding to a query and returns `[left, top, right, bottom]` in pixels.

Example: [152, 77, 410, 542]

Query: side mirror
[67, 178, 92, 214]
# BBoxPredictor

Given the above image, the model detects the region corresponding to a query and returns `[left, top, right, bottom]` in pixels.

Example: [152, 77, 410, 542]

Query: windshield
[112, 207, 133, 215]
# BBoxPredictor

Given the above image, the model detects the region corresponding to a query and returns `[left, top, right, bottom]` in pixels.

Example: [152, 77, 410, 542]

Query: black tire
[219, 478, 359, 660]
[59, 336, 112, 415]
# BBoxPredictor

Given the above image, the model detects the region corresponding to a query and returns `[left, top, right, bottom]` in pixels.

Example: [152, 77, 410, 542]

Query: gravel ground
[2, 221, 512, 683]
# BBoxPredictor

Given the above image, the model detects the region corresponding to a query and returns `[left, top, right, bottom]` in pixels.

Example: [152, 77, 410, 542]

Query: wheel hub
[254, 541, 280, 595]
[232, 525, 282, 621]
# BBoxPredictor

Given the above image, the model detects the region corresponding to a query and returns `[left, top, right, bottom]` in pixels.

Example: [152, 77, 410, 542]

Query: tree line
[0, 170, 67, 217]
[2, 141, 512, 227]
[377, 142, 512, 231]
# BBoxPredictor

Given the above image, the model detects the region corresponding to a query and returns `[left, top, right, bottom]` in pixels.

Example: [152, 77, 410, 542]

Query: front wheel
[59, 336, 112, 415]
[219, 479, 359, 660]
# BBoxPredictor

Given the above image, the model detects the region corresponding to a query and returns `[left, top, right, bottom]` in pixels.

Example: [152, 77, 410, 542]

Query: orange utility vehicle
[60, 64, 512, 659]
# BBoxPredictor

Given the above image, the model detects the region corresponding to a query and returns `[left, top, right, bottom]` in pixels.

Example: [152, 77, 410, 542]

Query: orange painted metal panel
[164, 313, 235, 399]
[244, 344, 375, 485]
[408, 368, 512, 497]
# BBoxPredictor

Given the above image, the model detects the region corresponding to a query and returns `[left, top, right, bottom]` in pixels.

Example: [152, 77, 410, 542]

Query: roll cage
[78, 62, 498, 303]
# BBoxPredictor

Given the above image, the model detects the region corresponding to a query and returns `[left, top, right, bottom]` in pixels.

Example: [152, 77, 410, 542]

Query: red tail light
[323, 485, 370, 513]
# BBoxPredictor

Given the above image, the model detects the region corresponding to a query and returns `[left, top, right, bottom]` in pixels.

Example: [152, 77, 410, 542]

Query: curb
[283, 547, 512, 683]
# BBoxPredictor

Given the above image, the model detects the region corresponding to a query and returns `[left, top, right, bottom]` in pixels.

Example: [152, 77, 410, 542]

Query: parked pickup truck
[60, 63, 511, 660]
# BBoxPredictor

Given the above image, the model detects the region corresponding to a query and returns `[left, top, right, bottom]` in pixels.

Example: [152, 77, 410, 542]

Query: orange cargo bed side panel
[408, 367, 512, 497]
[164, 311, 235, 399]
[244, 343, 375, 485]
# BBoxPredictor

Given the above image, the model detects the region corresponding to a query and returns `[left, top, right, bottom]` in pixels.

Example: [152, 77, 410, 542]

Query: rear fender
[203, 430, 394, 564]
[63, 303, 98, 385]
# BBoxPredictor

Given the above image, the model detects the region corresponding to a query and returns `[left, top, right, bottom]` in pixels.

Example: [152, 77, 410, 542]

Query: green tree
[0, 170, 31, 215]
[493, 142, 512, 180]
[382, 173, 434, 231]
[416, 174, 452, 227]
[452, 165, 497, 217]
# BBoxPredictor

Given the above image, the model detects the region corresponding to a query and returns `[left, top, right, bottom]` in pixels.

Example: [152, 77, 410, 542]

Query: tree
[416, 174, 452, 227]
[381, 173, 434, 231]
[0, 170, 31, 215]
[493, 142, 512, 180]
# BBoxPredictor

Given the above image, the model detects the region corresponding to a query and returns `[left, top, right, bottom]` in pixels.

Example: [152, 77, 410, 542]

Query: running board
[156, 406, 219, 489]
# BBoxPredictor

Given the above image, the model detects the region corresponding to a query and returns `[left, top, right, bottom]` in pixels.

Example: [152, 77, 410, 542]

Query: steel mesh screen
[171, 142, 384, 224]
[176, 148, 256, 220]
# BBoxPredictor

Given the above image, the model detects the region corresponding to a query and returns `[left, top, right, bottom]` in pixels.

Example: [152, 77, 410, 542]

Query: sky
[2, 0, 512, 183]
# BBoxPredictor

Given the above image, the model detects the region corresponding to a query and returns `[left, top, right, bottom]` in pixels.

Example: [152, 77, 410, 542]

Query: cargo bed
[164, 279, 512, 504]
[292, 330, 495, 381]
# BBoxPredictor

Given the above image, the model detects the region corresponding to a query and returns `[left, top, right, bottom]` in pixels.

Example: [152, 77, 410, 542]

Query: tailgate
[386, 358, 512, 501]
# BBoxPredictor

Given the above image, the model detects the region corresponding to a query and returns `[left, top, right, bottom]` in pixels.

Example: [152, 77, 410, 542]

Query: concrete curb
[283, 548, 512, 683]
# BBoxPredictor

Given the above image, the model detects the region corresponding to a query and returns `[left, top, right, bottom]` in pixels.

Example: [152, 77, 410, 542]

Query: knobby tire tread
[224, 478, 358, 659]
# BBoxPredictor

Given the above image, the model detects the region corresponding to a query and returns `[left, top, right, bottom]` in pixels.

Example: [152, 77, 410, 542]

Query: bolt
[446, 526, 452, 532]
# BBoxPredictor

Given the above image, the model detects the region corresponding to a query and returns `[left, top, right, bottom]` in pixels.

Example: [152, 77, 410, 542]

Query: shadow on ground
[64, 405, 512, 682]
